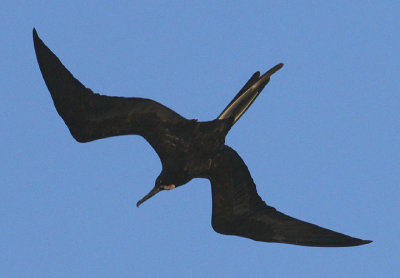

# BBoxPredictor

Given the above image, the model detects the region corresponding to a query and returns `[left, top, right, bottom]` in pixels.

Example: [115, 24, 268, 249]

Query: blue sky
[1, 1, 399, 277]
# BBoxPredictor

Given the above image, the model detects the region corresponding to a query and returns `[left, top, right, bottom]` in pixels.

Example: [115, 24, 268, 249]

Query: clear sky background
[1, 1, 399, 277]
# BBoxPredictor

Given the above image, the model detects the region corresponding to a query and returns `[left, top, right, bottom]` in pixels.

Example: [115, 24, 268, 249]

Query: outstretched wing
[33, 29, 186, 158]
[209, 146, 371, 247]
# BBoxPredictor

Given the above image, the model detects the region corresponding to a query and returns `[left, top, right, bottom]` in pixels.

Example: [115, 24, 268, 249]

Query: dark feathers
[33, 28, 371, 247]
[218, 63, 283, 123]
[210, 146, 371, 247]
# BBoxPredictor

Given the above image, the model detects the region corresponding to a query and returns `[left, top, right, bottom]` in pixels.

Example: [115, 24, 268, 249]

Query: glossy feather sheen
[33, 28, 371, 247]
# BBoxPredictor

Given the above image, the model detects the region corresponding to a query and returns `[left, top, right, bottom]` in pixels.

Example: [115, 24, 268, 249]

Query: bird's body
[33, 28, 371, 247]
[146, 118, 234, 185]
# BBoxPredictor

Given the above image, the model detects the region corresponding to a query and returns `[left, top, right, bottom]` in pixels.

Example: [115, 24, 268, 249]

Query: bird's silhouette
[33, 28, 371, 247]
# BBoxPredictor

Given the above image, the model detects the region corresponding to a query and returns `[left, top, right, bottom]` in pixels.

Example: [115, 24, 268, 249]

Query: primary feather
[33, 28, 371, 247]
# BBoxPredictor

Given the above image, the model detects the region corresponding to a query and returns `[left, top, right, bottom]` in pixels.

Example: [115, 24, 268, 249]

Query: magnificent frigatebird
[33, 28, 371, 247]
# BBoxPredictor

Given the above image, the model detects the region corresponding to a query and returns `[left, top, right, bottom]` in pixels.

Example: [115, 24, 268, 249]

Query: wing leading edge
[33, 28, 186, 145]
[209, 146, 371, 247]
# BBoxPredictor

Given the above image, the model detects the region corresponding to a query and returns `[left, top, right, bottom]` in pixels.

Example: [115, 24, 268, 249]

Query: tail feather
[218, 63, 283, 124]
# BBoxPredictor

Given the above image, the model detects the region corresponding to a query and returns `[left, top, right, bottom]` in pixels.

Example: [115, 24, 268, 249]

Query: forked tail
[217, 63, 283, 124]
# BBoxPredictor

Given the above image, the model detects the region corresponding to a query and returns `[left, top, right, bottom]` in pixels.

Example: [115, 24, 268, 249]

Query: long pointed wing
[33, 29, 186, 157]
[209, 146, 372, 247]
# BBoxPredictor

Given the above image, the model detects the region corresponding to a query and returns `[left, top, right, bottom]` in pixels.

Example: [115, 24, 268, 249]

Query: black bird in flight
[33, 28, 371, 247]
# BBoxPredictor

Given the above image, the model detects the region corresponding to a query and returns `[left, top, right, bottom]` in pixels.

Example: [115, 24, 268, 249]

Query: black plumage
[33, 29, 371, 247]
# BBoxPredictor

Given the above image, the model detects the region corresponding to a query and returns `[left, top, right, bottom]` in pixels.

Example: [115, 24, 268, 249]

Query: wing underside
[209, 146, 371, 247]
[33, 28, 186, 145]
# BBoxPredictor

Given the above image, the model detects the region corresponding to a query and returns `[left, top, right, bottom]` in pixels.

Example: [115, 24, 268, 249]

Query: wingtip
[280, 237, 372, 247]
[361, 239, 373, 245]
[32, 28, 41, 45]
[340, 238, 373, 247]
[345, 239, 372, 247]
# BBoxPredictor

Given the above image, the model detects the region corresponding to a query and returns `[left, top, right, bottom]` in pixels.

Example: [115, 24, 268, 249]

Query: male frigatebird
[33, 28, 371, 247]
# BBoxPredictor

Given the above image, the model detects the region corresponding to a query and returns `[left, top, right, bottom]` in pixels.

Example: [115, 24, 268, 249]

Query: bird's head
[136, 170, 188, 207]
